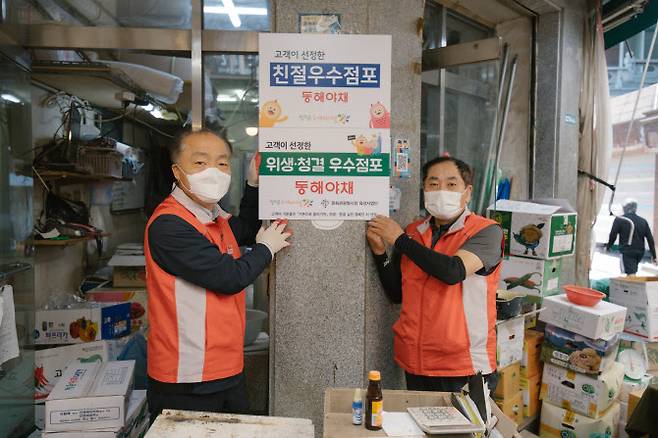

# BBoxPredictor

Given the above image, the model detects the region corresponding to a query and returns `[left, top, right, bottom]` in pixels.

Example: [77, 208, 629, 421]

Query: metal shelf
[0, 262, 32, 279]
[35, 169, 131, 185]
[34, 233, 110, 247]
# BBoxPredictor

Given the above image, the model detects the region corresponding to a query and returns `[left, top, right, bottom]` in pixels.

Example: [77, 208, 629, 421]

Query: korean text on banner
[258, 33, 392, 220]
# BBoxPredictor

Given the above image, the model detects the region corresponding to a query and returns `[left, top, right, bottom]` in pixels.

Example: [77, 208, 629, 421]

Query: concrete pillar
[532, 2, 585, 284]
[269, 0, 423, 434]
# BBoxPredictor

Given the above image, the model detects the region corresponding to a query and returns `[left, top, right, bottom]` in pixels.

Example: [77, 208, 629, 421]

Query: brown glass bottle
[365, 370, 383, 430]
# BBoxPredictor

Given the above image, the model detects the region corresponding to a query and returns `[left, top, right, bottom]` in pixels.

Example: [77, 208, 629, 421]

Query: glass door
[422, 4, 501, 214]
[0, 51, 35, 437]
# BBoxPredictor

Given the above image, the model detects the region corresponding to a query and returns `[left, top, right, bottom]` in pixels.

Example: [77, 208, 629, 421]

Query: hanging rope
[608, 20, 658, 215]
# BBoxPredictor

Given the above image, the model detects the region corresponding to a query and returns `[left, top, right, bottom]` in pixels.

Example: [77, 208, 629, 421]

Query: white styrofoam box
[496, 316, 525, 368]
[539, 402, 620, 438]
[42, 390, 147, 438]
[45, 361, 135, 432]
[35, 341, 111, 401]
[610, 277, 658, 341]
[540, 362, 624, 418]
[539, 294, 627, 341]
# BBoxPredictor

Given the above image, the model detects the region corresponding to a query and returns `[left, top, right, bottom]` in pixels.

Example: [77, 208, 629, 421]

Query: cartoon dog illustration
[259, 100, 288, 127]
[369, 102, 390, 128]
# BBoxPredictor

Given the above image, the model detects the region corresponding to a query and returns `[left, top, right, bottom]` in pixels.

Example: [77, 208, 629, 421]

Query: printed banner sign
[258, 33, 392, 220]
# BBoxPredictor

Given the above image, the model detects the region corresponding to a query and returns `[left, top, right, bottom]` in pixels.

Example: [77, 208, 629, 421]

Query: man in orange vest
[367, 157, 503, 392]
[145, 129, 291, 420]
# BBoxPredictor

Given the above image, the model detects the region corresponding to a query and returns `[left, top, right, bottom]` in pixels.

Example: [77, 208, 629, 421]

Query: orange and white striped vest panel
[145, 195, 245, 383]
[395, 213, 501, 377]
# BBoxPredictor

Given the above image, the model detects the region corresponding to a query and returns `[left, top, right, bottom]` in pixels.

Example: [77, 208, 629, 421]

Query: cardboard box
[85, 288, 147, 334]
[628, 389, 645, 420]
[487, 199, 577, 259]
[45, 360, 135, 432]
[497, 316, 525, 368]
[43, 390, 148, 438]
[495, 390, 523, 425]
[540, 362, 624, 418]
[112, 267, 146, 288]
[521, 329, 544, 378]
[521, 374, 542, 418]
[35, 341, 111, 401]
[619, 375, 652, 403]
[323, 388, 522, 438]
[619, 420, 629, 438]
[495, 362, 521, 401]
[36, 403, 45, 430]
[646, 342, 658, 371]
[109, 251, 146, 288]
[500, 256, 562, 297]
[538, 294, 627, 341]
[540, 324, 620, 376]
[610, 277, 658, 341]
[34, 335, 133, 402]
[539, 401, 620, 438]
[35, 303, 131, 345]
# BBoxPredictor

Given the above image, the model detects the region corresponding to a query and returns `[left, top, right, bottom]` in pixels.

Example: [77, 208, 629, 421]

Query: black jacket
[607, 213, 657, 259]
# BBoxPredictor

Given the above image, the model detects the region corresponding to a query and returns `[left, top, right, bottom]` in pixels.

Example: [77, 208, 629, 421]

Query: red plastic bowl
[564, 285, 605, 307]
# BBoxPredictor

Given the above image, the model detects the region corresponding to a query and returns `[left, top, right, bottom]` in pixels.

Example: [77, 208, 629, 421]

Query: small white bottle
[352, 388, 363, 425]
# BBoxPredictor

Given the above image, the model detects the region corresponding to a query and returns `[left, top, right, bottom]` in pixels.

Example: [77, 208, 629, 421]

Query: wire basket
[78, 146, 124, 178]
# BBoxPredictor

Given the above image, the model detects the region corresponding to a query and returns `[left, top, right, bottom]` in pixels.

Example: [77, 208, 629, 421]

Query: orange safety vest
[394, 212, 501, 377]
[145, 195, 245, 383]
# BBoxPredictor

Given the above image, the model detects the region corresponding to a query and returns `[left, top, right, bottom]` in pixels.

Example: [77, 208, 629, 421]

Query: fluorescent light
[150, 108, 164, 119]
[140, 103, 154, 112]
[216, 94, 238, 102]
[245, 126, 258, 136]
[221, 0, 241, 28]
[1, 93, 20, 103]
[204, 6, 267, 16]
[250, 98, 258, 103]
[235, 89, 246, 99]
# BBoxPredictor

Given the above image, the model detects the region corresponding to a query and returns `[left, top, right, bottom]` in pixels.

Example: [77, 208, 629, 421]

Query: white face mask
[178, 167, 231, 204]
[424, 190, 465, 220]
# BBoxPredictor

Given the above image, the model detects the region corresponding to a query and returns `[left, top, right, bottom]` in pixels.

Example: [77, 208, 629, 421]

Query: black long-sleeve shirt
[147, 183, 270, 395]
[373, 219, 503, 304]
[148, 183, 272, 295]
[607, 213, 657, 259]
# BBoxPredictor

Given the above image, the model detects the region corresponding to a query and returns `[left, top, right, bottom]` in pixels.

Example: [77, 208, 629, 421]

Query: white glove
[247, 153, 259, 187]
[256, 221, 291, 258]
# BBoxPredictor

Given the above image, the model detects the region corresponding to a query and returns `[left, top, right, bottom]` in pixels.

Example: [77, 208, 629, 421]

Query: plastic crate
[78, 146, 123, 178]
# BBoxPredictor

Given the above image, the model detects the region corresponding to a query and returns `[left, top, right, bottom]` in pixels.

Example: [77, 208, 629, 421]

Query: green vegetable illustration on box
[513, 223, 545, 256]
[502, 272, 542, 292]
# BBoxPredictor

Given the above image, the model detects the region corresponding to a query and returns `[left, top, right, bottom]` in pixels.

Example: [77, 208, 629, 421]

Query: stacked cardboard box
[520, 329, 543, 419]
[495, 316, 525, 424]
[538, 295, 627, 438]
[44, 360, 147, 436]
[606, 277, 658, 437]
[109, 244, 146, 288]
[85, 288, 148, 334]
[489, 199, 576, 300]
[488, 199, 578, 428]
[34, 302, 131, 345]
